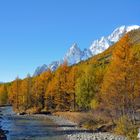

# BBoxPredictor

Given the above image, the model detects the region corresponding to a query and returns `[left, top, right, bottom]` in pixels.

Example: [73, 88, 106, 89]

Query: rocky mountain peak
[33, 25, 140, 76]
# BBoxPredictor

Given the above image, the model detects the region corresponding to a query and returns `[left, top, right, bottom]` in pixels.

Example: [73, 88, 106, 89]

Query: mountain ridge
[33, 25, 140, 76]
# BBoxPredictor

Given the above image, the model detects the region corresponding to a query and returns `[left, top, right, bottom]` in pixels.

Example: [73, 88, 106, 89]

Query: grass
[53, 111, 113, 132]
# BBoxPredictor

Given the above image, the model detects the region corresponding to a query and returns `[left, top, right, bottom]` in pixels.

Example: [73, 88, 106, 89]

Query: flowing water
[0, 106, 66, 140]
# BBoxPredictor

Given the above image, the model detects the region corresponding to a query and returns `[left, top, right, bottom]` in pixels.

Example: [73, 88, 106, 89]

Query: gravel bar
[45, 114, 127, 140]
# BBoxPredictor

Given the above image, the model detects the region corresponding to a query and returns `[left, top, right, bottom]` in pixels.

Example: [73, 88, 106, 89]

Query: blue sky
[0, 0, 140, 82]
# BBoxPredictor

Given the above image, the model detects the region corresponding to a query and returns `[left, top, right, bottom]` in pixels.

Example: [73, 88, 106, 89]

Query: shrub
[114, 116, 138, 140]
[82, 119, 98, 130]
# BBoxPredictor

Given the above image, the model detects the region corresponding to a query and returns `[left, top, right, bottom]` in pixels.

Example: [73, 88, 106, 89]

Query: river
[0, 106, 66, 140]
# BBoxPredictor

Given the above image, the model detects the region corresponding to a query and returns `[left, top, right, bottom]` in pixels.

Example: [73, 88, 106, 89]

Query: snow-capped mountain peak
[63, 43, 83, 65]
[33, 25, 140, 76]
[69, 43, 80, 51]
[90, 25, 140, 55]
[63, 43, 93, 65]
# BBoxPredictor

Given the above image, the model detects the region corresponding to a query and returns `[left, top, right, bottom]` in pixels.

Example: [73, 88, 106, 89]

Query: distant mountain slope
[33, 25, 140, 76]
[33, 62, 60, 76]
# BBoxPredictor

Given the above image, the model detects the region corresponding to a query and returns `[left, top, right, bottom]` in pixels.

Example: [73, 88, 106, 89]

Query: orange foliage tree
[101, 34, 140, 123]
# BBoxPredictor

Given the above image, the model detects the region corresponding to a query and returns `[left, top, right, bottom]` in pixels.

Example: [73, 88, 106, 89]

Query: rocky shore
[45, 114, 127, 140]
[0, 109, 127, 140]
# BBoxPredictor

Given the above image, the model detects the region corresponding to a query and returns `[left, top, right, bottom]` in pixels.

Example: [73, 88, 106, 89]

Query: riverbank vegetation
[1, 29, 140, 139]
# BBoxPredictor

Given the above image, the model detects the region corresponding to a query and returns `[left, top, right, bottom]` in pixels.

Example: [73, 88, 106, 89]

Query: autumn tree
[67, 66, 79, 111]
[0, 85, 8, 105]
[76, 65, 101, 110]
[31, 70, 52, 111]
[45, 75, 58, 110]
[8, 77, 21, 111]
[38, 70, 52, 109]
[20, 74, 32, 111]
[101, 34, 140, 123]
[126, 44, 140, 123]
[55, 62, 70, 110]
[46, 62, 70, 111]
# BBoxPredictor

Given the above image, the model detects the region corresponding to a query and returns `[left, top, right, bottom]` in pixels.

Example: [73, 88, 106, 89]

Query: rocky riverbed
[0, 106, 127, 140]
[45, 115, 127, 140]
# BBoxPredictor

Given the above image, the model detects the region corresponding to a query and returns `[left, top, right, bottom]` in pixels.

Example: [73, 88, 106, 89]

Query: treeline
[7, 63, 105, 113]
[1, 30, 140, 125]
